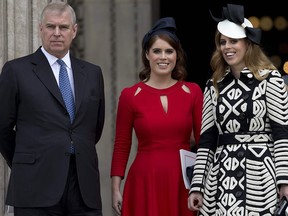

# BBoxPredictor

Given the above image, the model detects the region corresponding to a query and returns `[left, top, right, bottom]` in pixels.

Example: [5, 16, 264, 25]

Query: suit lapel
[31, 48, 66, 109]
[31, 48, 87, 119]
[70, 57, 86, 114]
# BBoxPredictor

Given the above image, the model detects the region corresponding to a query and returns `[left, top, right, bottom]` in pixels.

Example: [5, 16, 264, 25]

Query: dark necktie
[57, 59, 75, 123]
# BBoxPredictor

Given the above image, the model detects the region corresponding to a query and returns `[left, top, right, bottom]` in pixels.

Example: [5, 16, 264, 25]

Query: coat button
[220, 152, 225, 159]
[237, 151, 245, 158]
[218, 96, 222, 103]
[235, 191, 242, 198]
[248, 78, 254, 84]
[217, 115, 224, 122]
[236, 171, 244, 178]
[239, 113, 245, 120]
[243, 94, 249, 100]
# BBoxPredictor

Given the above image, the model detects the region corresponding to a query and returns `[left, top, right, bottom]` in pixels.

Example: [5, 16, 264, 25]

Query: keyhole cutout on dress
[133, 85, 192, 114]
[160, 95, 168, 113]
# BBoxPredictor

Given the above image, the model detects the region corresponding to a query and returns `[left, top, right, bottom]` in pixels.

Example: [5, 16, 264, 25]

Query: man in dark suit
[0, 2, 105, 216]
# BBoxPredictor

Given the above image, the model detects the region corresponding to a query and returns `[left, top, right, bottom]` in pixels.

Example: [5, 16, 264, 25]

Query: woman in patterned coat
[188, 4, 288, 216]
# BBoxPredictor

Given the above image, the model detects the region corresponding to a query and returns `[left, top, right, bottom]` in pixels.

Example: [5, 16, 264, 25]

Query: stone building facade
[0, 0, 157, 215]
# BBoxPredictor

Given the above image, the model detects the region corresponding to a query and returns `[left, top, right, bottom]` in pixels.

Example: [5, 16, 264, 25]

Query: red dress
[111, 81, 203, 216]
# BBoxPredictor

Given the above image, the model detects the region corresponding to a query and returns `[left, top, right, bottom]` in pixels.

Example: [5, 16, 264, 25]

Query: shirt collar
[40, 47, 72, 69]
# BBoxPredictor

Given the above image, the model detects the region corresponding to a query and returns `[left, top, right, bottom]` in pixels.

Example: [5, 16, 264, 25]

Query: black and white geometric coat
[189, 67, 288, 216]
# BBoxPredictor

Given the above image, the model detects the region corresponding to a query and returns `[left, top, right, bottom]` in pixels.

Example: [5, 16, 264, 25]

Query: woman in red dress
[110, 17, 203, 216]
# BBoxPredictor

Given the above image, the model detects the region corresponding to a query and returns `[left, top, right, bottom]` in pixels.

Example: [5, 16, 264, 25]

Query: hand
[188, 192, 203, 211]
[279, 184, 288, 200]
[112, 190, 122, 216]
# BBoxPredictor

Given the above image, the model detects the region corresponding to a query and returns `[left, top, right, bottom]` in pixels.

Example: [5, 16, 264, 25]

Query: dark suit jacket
[0, 47, 105, 209]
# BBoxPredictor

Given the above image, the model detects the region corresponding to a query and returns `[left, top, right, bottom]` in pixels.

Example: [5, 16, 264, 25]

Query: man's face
[39, 10, 77, 58]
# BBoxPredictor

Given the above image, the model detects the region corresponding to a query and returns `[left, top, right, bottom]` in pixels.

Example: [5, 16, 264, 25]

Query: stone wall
[0, 0, 155, 215]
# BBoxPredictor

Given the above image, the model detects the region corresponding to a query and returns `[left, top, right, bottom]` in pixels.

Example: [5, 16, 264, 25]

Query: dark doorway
[160, 0, 288, 90]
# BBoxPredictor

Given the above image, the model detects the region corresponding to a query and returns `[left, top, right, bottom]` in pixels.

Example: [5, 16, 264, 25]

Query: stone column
[82, 0, 155, 214]
[0, 0, 156, 215]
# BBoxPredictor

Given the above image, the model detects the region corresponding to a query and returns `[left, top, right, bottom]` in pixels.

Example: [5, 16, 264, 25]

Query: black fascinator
[210, 4, 261, 44]
[142, 17, 179, 50]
